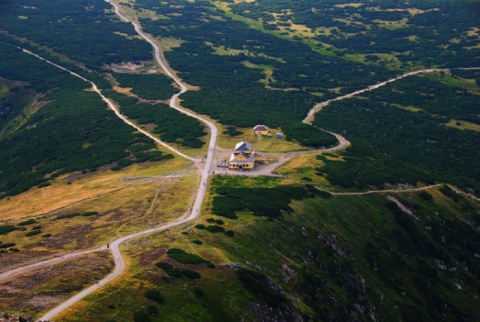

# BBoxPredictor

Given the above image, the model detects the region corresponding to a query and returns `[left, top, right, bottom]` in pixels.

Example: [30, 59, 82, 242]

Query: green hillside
[0, 0, 479, 321]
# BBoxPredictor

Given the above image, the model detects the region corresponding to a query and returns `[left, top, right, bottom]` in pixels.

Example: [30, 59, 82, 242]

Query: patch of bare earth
[0, 250, 55, 274]
[387, 195, 419, 220]
[107, 61, 145, 72]
[0, 251, 113, 316]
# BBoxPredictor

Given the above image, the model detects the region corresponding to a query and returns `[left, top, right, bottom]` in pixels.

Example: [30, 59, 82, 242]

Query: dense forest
[0, 0, 151, 69]
[313, 74, 480, 193]
[226, 0, 480, 68]
[0, 40, 173, 197]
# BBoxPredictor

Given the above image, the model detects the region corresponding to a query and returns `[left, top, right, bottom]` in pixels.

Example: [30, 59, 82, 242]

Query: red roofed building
[253, 124, 269, 136]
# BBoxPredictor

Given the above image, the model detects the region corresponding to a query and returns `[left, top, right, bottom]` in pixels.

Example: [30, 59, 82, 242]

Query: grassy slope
[58, 177, 480, 321]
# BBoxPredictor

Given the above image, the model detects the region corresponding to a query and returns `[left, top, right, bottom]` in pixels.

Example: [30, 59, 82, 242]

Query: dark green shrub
[18, 219, 36, 226]
[107, 304, 115, 309]
[166, 267, 182, 278]
[133, 310, 150, 322]
[167, 248, 212, 265]
[55, 213, 81, 220]
[224, 230, 235, 237]
[82, 211, 98, 217]
[0, 226, 16, 235]
[195, 224, 205, 229]
[440, 185, 458, 200]
[38, 182, 51, 188]
[212, 185, 312, 219]
[25, 230, 41, 237]
[206, 218, 224, 225]
[182, 269, 201, 279]
[236, 269, 285, 307]
[145, 289, 164, 304]
[42, 234, 52, 238]
[418, 191, 433, 201]
[206, 225, 225, 233]
[192, 239, 203, 245]
[223, 126, 242, 137]
[167, 248, 185, 254]
[0, 243, 15, 249]
[194, 287, 204, 298]
[146, 305, 158, 316]
[224, 213, 238, 219]
[155, 261, 182, 277]
[155, 262, 173, 270]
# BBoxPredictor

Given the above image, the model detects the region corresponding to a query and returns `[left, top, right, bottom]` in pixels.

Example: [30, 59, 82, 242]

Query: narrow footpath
[303, 67, 480, 124]
[36, 2, 218, 320]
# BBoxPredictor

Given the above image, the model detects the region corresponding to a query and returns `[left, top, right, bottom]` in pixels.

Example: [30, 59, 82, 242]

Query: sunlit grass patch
[445, 119, 480, 133]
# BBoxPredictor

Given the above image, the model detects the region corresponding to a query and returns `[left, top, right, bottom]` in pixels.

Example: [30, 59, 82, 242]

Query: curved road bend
[37, 2, 218, 321]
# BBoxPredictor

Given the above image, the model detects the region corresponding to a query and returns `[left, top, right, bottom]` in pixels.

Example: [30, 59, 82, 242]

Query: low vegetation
[211, 177, 328, 219]
[166, 248, 212, 265]
[100, 89, 207, 149]
[313, 75, 480, 193]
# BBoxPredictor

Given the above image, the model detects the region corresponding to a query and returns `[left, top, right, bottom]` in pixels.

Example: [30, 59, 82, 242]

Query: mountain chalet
[228, 141, 263, 170]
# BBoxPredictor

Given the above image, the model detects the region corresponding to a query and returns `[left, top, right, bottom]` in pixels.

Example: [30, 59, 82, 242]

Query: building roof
[234, 141, 253, 152]
[229, 152, 255, 164]
[253, 124, 268, 131]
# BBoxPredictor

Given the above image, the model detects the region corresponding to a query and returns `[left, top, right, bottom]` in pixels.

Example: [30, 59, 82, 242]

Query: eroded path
[21, 48, 195, 162]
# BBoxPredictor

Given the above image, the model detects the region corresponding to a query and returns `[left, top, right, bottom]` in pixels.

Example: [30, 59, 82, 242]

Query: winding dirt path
[34, 2, 218, 321]
[20, 48, 195, 162]
[5, 3, 478, 321]
[315, 184, 443, 196]
[0, 247, 107, 282]
[222, 128, 351, 177]
[303, 67, 480, 124]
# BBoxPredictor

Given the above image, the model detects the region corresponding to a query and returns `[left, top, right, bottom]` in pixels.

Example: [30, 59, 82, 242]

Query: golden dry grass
[0, 163, 200, 272]
[0, 156, 191, 221]
[445, 119, 480, 133]
[334, 3, 363, 8]
[241, 61, 275, 84]
[156, 36, 183, 52]
[391, 103, 423, 113]
[112, 85, 133, 94]
[466, 27, 480, 37]
[215, 126, 306, 153]
[0, 251, 114, 317]
[275, 153, 330, 186]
